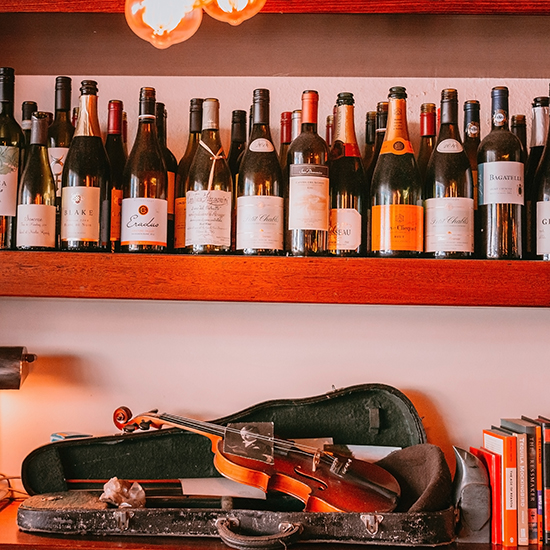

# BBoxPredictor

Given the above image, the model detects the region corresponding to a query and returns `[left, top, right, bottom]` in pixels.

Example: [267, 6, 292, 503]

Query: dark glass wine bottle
[0, 67, 24, 250]
[236, 88, 283, 255]
[105, 99, 127, 252]
[278, 111, 292, 172]
[511, 114, 528, 159]
[185, 98, 232, 254]
[286, 90, 330, 256]
[122, 110, 128, 156]
[370, 86, 423, 257]
[477, 86, 524, 259]
[417, 103, 436, 185]
[155, 101, 177, 251]
[228, 110, 247, 182]
[61, 80, 110, 251]
[121, 87, 167, 253]
[174, 98, 202, 252]
[362, 110, 376, 171]
[48, 77, 74, 201]
[16, 112, 56, 250]
[325, 114, 334, 148]
[328, 92, 364, 256]
[525, 97, 549, 259]
[424, 89, 474, 258]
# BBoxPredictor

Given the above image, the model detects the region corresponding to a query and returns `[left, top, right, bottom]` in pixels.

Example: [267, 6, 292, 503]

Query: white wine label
[249, 138, 275, 153]
[236, 195, 283, 250]
[16, 204, 56, 248]
[288, 164, 329, 231]
[478, 161, 524, 206]
[174, 196, 186, 249]
[536, 201, 550, 255]
[425, 197, 474, 252]
[185, 189, 231, 247]
[48, 147, 69, 198]
[0, 146, 20, 216]
[436, 139, 463, 153]
[167, 171, 175, 216]
[328, 208, 361, 251]
[120, 197, 167, 246]
[61, 186, 100, 242]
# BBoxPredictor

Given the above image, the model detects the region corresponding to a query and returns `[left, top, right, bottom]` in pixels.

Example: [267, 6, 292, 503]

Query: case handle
[216, 518, 303, 550]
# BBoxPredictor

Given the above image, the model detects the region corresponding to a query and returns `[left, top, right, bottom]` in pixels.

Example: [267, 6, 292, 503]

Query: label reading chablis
[236, 195, 283, 250]
[120, 197, 167, 246]
[478, 161, 524, 206]
[425, 197, 474, 253]
[379, 138, 414, 156]
[371, 204, 423, 252]
[0, 146, 20, 217]
[288, 164, 329, 231]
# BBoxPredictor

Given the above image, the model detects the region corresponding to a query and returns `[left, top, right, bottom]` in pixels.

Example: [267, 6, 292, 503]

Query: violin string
[157, 412, 338, 465]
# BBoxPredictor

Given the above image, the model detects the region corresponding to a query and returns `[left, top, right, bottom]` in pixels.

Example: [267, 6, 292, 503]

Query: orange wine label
[371, 204, 424, 252]
[380, 138, 415, 156]
[110, 188, 123, 241]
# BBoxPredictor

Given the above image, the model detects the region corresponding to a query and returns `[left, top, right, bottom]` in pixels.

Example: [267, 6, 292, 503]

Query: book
[502, 417, 539, 544]
[521, 416, 544, 545]
[483, 427, 517, 546]
[538, 416, 550, 545]
[470, 446, 502, 544]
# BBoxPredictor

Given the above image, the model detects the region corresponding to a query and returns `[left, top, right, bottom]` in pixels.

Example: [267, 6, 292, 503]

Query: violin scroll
[113, 406, 161, 432]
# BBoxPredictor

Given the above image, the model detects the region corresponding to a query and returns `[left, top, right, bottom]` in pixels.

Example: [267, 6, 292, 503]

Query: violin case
[17, 383, 458, 548]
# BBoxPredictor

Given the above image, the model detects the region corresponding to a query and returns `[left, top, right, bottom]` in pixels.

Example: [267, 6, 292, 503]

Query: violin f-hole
[293, 467, 328, 491]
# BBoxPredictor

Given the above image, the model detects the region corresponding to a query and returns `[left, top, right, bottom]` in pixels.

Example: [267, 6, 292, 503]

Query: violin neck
[157, 412, 225, 441]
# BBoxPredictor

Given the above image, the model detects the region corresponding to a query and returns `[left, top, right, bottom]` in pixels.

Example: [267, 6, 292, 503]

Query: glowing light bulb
[125, 0, 204, 49]
[204, 0, 267, 26]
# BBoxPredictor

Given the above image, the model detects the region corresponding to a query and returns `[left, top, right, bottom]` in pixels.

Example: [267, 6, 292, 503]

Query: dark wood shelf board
[0, 252, 548, 307]
[1, 0, 550, 14]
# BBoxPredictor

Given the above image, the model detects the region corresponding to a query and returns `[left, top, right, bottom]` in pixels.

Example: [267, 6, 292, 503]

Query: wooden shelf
[1, 0, 550, 15]
[0, 251, 548, 307]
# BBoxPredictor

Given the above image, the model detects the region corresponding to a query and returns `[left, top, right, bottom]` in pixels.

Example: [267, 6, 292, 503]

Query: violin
[113, 407, 400, 513]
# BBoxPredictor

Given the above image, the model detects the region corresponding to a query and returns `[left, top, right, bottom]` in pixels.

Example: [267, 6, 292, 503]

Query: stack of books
[471, 416, 550, 546]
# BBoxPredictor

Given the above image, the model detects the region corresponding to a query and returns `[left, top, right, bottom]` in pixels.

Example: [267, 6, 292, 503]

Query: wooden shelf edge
[0, 251, 548, 307]
[1, 1, 550, 15]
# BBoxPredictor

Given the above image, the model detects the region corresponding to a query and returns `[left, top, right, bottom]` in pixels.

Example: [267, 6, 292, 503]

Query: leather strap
[216, 518, 303, 550]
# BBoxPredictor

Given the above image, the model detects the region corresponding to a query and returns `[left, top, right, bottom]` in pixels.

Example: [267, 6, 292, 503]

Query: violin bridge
[330, 457, 352, 477]
[311, 450, 321, 472]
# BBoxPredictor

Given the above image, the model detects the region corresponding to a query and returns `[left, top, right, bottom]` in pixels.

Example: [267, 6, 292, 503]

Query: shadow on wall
[25, 355, 104, 389]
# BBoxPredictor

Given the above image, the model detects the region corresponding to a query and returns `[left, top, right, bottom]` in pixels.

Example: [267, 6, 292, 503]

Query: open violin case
[17, 383, 459, 548]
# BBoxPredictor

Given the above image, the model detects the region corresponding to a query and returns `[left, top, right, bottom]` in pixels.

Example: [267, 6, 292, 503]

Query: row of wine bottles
[2, 68, 550, 259]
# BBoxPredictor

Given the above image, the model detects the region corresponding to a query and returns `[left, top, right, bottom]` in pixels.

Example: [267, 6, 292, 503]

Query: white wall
[1, 75, 549, 485]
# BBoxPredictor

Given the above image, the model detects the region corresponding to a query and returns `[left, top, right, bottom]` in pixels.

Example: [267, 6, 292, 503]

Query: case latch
[360, 513, 384, 535]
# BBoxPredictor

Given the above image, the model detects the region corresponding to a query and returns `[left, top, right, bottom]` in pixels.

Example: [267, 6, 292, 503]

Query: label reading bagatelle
[328, 208, 361, 251]
[436, 139, 463, 153]
[249, 138, 275, 153]
[120, 197, 167, 246]
[478, 161, 524, 206]
[48, 147, 69, 198]
[288, 164, 329, 231]
[16, 204, 56, 248]
[236, 195, 283, 250]
[174, 196, 186, 249]
[0, 146, 20, 217]
[536, 201, 550, 255]
[185, 189, 231, 247]
[425, 197, 474, 252]
[61, 186, 100, 242]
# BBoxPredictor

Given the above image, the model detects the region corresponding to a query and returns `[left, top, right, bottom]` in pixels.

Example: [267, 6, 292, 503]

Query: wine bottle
[325, 114, 334, 148]
[362, 110, 376, 171]
[328, 92, 364, 256]
[477, 86, 524, 259]
[155, 101, 177, 250]
[227, 110, 247, 182]
[278, 111, 292, 172]
[0, 68, 25, 250]
[174, 98, 203, 251]
[121, 87, 167, 252]
[122, 110, 128, 156]
[21, 101, 37, 148]
[16, 112, 56, 250]
[370, 86, 423, 257]
[417, 102, 436, 184]
[105, 99, 127, 252]
[185, 98, 232, 254]
[286, 90, 330, 256]
[291, 109, 301, 141]
[424, 88, 474, 258]
[61, 80, 110, 251]
[511, 114, 528, 158]
[525, 97, 549, 259]
[236, 88, 284, 255]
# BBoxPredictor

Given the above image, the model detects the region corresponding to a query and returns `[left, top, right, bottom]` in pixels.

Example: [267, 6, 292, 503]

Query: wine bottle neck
[385, 98, 411, 142]
[75, 93, 102, 138]
[464, 106, 480, 142]
[0, 101, 14, 117]
[108, 102, 123, 135]
[250, 122, 273, 143]
[531, 105, 549, 148]
[420, 112, 436, 137]
[491, 94, 510, 131]
[333, 104, 358, 146]
[365, 113, 376, 145]
[280, 113, 291, 145]
[30, 115, 49, 145]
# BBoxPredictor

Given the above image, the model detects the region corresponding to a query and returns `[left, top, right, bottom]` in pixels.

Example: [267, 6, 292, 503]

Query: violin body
[113, 406, 400, 513]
